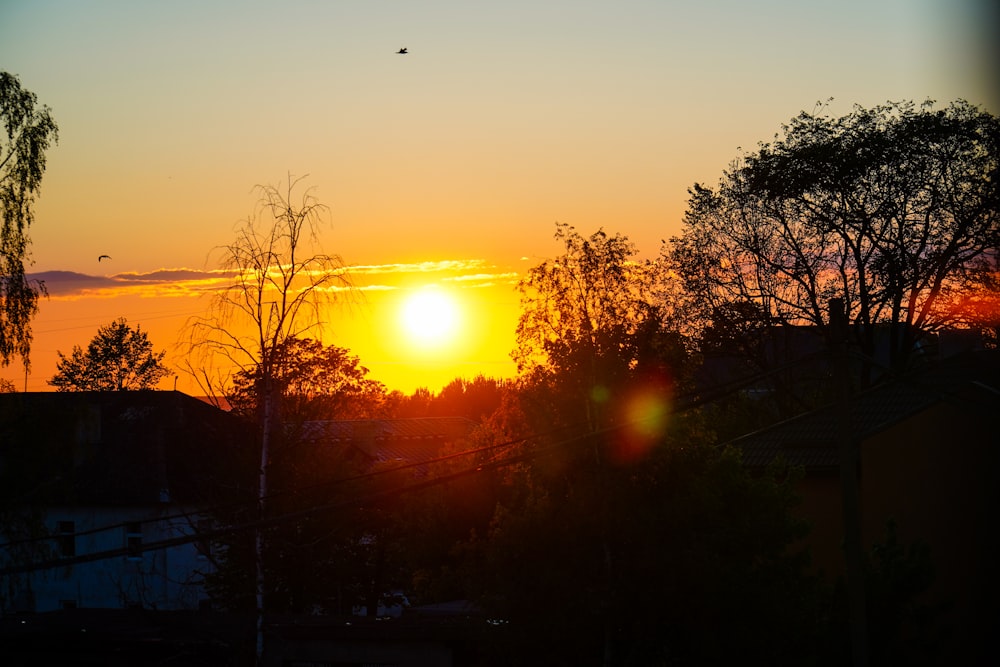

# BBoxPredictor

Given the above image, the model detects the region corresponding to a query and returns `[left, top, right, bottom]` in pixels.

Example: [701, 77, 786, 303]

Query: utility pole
[830, 297, 868, 666]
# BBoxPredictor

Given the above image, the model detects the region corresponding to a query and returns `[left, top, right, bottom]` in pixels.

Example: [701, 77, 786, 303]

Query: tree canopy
[667, 99, 999, 379]
[48, 318, 169, 391]
[227, 336, 388, 421]
[185, 176, 350, 393]
[183, 176, 351, 661]
[514, 223, 690, 438]
[0, 72, 58, 370]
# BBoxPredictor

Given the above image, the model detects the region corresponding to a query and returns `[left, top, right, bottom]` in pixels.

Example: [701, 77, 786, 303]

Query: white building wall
[26, 506, 212, 612]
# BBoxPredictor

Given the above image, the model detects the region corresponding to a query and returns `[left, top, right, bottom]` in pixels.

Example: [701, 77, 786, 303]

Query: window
[125, 522, 143, 560]
[57, 521, 75, 558]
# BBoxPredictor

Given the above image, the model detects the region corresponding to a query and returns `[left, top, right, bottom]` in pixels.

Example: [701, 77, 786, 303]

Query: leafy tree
[227, 336, 388, 422]
[470, 432, 823, 666]
[185, 176, 350, 400]
[667, 99, 999, 383]
[1, 72, 58, 370]
[939, 249, 1000, 348]
[184, 176, 350, 659]
[514, 222, 691, 438]
[434, 375, 507, 422]
[468, 225, 754, 664]
[444, 224, 835, 664]
[48, 317, 169, 391]
[385, 375, 509, 421]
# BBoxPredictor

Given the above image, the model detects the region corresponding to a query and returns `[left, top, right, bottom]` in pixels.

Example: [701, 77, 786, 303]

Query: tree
[470, 426, 822, 666]
[184, 175, 349, 662]
[48, 318, 169, 391]
[480, 225, 717, 663]
[429, 375, 507, 421]
[1, 72, 58, 370]
[227, 336, 388, 422]
[939, 249, 1000, 348]
[667, 99, 999, 383]
[514, 222, 690, 439]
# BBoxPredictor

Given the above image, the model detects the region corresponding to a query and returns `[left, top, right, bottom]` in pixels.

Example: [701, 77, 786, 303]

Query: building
[732, 349, 1000, 663]
[0, 391, 253, 613]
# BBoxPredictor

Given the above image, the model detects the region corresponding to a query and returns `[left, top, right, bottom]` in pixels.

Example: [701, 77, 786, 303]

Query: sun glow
[398, 286, 462, 349]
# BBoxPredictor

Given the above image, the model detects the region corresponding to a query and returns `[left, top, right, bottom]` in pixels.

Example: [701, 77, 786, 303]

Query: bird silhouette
[397, 47, 408, 54]
[98, 255, 111, 262]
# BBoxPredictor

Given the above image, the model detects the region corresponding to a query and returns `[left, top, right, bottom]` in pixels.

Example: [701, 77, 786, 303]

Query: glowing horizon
[1, 0, 994, 396]
[1, 259, 522, 395]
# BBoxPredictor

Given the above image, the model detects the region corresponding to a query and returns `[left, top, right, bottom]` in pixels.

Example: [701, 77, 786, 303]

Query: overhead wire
[10, 345, 976, 575]
[0, 350, 833, 567]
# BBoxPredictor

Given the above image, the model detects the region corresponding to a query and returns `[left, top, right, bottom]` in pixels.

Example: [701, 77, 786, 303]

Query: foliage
[514, 223, 692, 435]
[470, 433, 823, 666]
[819, 520, 947, 666]
[0, 72, 58, 370]
[449, 225, 826, 664]
[696, 298, 837, 429]
[386, 375, 509, 421]
[864, 520, 944, 665]
[227, 336, 388, 421]
[185, 178, 351, 659]
[184, 175, 350, 399]
[939, 249, 1000, 348]
[667, 99, 999, 380]
[48, 317, 169, 391]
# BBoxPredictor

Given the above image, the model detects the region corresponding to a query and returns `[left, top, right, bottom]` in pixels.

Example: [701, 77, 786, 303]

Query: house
[732, 349, 1000, 662]
[0, 391, 254, 613]
[697, 323, 989, 407]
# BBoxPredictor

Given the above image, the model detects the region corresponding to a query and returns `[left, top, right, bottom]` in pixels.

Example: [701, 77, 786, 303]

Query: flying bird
[98, 255, 111, 262]
[396, 47, 408, 54]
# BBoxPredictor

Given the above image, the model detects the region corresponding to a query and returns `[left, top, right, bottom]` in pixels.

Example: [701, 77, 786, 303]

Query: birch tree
[185, 176, 349, 663]
[1, 72, 58, 369]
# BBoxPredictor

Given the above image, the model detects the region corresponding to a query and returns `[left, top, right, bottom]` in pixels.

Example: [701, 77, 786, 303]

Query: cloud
[347, 259, 490, 275]
[29, 269, 233, 300]
[112, 268, 229, 283]
[29, 259, 521, 300]
[444, 272, 519, 285]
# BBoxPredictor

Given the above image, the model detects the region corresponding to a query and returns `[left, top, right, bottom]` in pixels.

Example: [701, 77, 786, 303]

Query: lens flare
[611, 375, 674, 465]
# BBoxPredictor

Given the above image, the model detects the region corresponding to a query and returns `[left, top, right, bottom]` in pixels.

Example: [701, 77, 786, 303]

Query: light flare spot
[590, 384, 611, 403]
[612, 382, 674, 465]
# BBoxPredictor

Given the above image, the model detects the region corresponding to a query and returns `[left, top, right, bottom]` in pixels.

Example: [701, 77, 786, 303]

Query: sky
[1, 0, 997, 394]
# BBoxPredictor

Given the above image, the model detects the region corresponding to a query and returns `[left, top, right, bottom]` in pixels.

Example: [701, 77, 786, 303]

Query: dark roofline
[0, 390, 251, 506]
[731, 350, 1000, 470]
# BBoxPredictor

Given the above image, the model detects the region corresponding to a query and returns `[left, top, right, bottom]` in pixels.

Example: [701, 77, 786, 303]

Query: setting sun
[399, 286, 462, 348]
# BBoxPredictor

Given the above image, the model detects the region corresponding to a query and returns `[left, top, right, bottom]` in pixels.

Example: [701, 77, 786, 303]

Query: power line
[3, 348, 836, 561]
[0, 422, 589, 576]
[0, 349, 867, 574]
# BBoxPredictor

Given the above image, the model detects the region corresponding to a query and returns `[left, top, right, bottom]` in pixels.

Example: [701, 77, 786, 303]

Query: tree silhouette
[227, 336, 387, 422]
[667, 99, 999, 383]
[514, 223, 689, 438]
[48, 318, 169, 391]
[0, 72, 59, 370]
[184, 175, 350, 662]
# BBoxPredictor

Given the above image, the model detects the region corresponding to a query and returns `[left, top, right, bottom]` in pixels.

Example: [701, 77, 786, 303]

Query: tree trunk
[831, 298, 868, 667]
[255, 379, 273, 665]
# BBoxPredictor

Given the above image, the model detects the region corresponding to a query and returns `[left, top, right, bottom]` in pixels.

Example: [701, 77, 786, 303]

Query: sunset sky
[1, 0, 996, 394]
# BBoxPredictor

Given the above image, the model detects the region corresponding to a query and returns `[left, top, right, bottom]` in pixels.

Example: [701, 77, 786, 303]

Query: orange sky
[1, 0, 996, 394]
